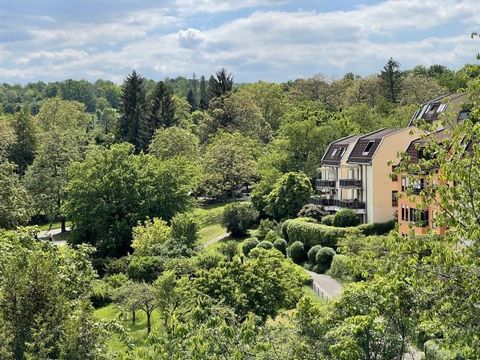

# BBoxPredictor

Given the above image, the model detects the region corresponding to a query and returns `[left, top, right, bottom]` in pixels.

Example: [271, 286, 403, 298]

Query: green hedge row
[282, 219, 360, 248]
[282, 218, 395, 249]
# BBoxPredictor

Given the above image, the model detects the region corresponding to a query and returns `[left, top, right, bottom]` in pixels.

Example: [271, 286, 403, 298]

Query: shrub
[256, 219, 278, 240]
[127, 256, 164, 283]
[307, 245, 323, 263]
[242, 238, 260, 256]
[257, 240, 274, 250]
[321, 214, 335, 226]
[424, 340, 457, 360]
[195, 252, 223, 270]
[333, 209, 360, 227]
[328, 254, 354, 281]
[90, 280, 113, 308]
[218, 240, 239, 260]
[289, 241, 306, 264]
[222, 202, 259, 237]
[315, 247, 336, 273]
[171, 212, 199, 246]
[297, 204, 327, 222]
[105, 256, 130, 275]
[282, 218, 360, 248]
[104, 273, 129, 289]
[273, 238, 287, 255]
[358, 220, 395, 236]
[264, 230, 279, 243]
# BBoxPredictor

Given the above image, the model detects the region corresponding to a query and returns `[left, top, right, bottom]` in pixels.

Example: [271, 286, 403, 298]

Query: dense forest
[1, 58, 480, 359]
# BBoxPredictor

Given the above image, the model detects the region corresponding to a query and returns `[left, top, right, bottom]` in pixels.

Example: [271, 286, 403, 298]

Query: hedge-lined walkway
[306, 271, 342, 299]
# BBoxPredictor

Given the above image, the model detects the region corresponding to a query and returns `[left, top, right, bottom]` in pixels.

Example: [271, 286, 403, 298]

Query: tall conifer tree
[149, 81, 176, 133]
[199, 75, 209, 110]
[117, 70, 148, 152]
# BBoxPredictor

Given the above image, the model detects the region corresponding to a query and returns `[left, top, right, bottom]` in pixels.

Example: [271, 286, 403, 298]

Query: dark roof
[347, 128, 399, 164]
[405, 130, 447, 163]
[408, 92, 468, 126]
[321, 135, 360, 166]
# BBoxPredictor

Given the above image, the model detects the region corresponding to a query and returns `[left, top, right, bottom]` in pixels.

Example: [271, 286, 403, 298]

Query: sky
[0, 0, 479, 84]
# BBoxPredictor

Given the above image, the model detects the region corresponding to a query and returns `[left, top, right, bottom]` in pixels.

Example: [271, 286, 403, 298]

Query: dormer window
[458, 109, 469, 121]
[331, 149, 337, 157]
[339, 148, 346, 158]
[362, 141, 374, 155]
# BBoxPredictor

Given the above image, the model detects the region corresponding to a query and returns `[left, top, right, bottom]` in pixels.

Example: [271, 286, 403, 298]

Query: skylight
[362, 141, 374, 155]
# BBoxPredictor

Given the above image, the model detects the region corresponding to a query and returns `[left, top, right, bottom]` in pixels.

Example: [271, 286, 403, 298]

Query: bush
[171, 212, 199, 247]
[321, 214, 335, 226]
[282, 218, 360, 248]
[90, 280, 113, 308]
[127, 256, 164, 283]
[307, 245, 323, 263]
[264, 230, 279, 243]
[315, 247, 336, 273]
[424, 340, 457, 360]
[256, 219, 278, 240]
[242, 238, 260, 256]
[289, 241, 306, 264]
[218, 240, 239, 260]
[195, 252, 223, 270]
[328, 254, 354, 281]
[358, 220, 395, 236]
[105, 256, 130, 275]
[104, 273, 129, 289]
[222, 202, 259, 237]
[297, 204, 327, 222]
[257, 240, 274, 250]
[333, 209, 360, 227]
[273, 238, 287, 255]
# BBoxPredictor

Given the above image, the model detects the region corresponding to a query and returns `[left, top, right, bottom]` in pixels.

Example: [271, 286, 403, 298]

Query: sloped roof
[321, 134, 361, 166]
[347, 128, 400, 164]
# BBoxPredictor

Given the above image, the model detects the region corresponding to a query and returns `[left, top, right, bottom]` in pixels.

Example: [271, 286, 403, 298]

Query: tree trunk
[147, 311, 151, 334]
[131, 310, 136, 325]
[61, 217, 66, 233]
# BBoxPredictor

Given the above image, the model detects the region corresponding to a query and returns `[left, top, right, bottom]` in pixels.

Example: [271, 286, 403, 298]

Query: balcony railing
[310, 197, 365, 210]
[315, 179, 336, 188]
[339, 179, 362, 188]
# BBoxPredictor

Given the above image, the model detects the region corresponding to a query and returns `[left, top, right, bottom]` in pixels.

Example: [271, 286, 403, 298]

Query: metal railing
[315, 179, 336, 188]
[339, 179, 362, 188]
[310, 197, 365, 209]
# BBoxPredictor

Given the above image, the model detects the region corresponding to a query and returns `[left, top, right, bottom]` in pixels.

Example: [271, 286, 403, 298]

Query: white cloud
[177, 28, 206, 48]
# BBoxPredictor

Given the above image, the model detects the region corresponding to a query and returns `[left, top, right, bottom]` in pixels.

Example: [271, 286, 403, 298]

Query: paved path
[37, 227, 71, 239]
[306, 271, 342, 299]
[203, 232, 231, 247]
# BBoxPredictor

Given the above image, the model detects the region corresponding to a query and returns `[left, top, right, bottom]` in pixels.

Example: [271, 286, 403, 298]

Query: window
[458, 109, 469, 121]
[339, 147, 346, 158]
[391, 165, 398, 181]
[406, 206, 409, 221]
[331, 148, 337, 157]
[392, 191, 398, 207]
[362, 141, 375, 155]
[401, 177, 408, 192]
[401, 205, 405, 221]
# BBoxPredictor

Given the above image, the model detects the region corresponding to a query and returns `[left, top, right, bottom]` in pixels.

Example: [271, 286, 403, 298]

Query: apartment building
[313, 128, 420, 224]
[397, 92, 468, 235]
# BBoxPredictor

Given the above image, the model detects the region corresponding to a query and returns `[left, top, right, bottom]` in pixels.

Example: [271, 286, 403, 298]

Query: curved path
[306, 271, 342, 299]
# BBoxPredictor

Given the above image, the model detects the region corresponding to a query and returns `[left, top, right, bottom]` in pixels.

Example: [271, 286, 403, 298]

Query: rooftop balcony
[339, 179, 362, 188]
[315, 179, 336, 188]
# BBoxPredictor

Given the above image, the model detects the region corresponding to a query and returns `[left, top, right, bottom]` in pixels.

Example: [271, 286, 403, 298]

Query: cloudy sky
[0, 0, 479, 83]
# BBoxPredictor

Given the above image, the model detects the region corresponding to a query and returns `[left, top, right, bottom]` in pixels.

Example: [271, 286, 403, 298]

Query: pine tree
[209, 68, 234, 98]
[149, 81, 176, 134]
[117, 70, 149, 152]
[380, 58, 402, 103]
[199, 75, 208, 110]
[187, 88, 197, 111]
[9, 108, 37, 175]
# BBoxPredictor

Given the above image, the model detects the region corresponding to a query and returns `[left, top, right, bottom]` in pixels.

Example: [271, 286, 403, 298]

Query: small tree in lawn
[297, 204, 327, 222]
[221, 202, 259, 238]
[266, 172, 312, 221]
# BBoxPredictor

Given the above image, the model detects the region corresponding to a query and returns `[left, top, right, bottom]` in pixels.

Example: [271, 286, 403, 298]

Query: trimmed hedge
[242, 238, 260, 256]
[315, 247, 336, 273]
[282, 218, 360, 248]
[283, 218, 395, 249]
[273, 238, 287, 255]
[257, 240, 274, 250]
[288, 241, 306, 264]
[321, 214, 335, 226]
[358, 220, 395, 236]
[307, 245, 323, 263]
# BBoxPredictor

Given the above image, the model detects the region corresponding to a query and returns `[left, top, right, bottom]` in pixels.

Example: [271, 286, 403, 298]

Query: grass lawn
[37, 220, 72, 231]
[94, 304, 162, 355]
[198, 223, 227, 244]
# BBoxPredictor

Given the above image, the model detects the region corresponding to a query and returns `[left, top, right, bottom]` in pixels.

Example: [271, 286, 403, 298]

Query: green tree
[266, 172, 312, 220]
[8, 108, 37, 175]
[149, 126, 199, 161]
[221, 202, 259, 238]
[150, 81, 176, 131]
[63, 143, 193, 257]
[208, 68, 234, 98]
[380, 57, 402, 103]
[202, 132, 259, 199]
[25, 97, 89, 232]
[117, 70, 149, 152]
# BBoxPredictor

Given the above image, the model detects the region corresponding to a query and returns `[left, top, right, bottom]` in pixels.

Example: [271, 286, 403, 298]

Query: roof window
[362, 141, 375, 155]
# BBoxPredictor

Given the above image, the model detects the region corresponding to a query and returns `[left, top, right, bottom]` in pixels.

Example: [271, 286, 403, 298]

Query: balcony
[315, 179, 336, 188]
[310, 197, 365, 210]
[339, 179, 362, 188]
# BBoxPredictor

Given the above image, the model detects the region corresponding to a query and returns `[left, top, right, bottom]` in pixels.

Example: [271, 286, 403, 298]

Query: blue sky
[0, 0, 479, 83]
